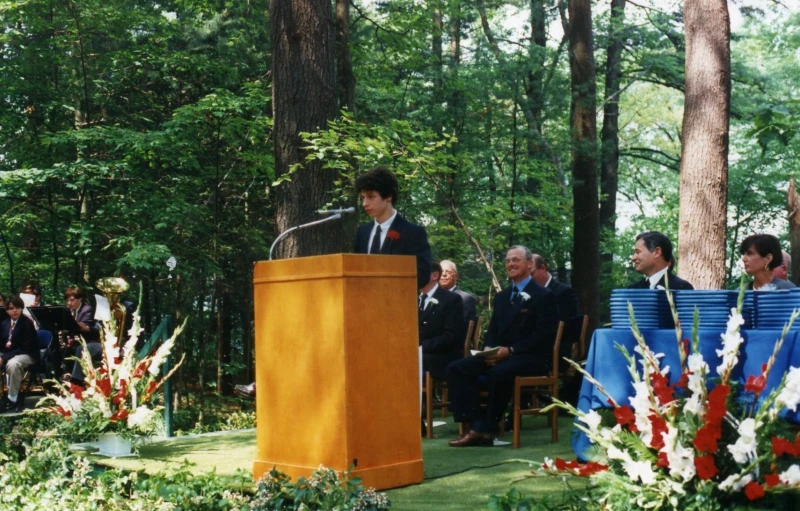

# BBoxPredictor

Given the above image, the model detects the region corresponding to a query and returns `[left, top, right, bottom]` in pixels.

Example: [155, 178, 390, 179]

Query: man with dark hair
[439, 260, 477, 330]
[629, 231, 694, 290]
[0, 296, 39, 412]
[354, 166, 432, 289]
[60, 285, 101, 383]
[419, 262, 464, 380]
[446, 245, 558, 447]
[531, 254, 578, 322]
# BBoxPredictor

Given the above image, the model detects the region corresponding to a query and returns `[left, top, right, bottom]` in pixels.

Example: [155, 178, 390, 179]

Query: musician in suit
[446, 246, 559, 447]
[0, 296, 39, 412]
[419, 262, 464, 380]
[354, 166, 432, 289]
[629, 231, 694, 290]
[60, 285, 101, 383]
[531, 254, 578, 322]
[439, 260, 477, 330]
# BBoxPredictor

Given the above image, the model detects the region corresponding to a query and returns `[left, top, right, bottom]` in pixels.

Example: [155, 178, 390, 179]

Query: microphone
[317, 207, 355, 215]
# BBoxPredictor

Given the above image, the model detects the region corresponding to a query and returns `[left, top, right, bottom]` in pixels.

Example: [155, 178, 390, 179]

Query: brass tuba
[95, 277, 130, 342]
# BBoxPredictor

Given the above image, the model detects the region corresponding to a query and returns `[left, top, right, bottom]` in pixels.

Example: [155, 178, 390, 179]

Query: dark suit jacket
[484, 280, 559, 357]
[0, 314, 40, 362]
[546, 279, 579, 323]
[354, 213, 432, 289]
[73, 302, 100, 342]
[419, 287, 464, 355]
[628, 271, 694, 291]
[452, 287, 477, 327]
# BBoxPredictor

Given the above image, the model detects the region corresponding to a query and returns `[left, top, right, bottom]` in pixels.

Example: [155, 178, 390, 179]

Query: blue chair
[20, 330, 55, 394]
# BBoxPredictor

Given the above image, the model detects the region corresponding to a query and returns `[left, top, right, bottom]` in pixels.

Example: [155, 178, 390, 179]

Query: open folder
[470, 346, 501, 357]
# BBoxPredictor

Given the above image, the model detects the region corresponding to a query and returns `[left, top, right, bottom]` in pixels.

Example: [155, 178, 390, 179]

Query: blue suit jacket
[0, 314, 40, 362]
[354, 213, 432, 289]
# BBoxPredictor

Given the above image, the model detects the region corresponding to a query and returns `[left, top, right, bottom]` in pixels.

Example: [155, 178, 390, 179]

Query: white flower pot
[96, 432, 133, 457]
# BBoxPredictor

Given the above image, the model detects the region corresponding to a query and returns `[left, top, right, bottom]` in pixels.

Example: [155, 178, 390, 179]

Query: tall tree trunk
[271, 0, 344, 258]
[568, 0, 600, 330]
[335, 0, 355, 114]
[678, 0, 730, 289]
[788, 178, 800, 285]
[599, 0, 626, 274]
[431, 3, 444, 135]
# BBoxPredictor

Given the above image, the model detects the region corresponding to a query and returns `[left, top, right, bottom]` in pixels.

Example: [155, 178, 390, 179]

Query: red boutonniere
[387, 230, 400, 240]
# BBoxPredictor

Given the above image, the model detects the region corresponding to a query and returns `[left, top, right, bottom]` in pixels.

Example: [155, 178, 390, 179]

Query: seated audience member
[446, 245, 558, 447]
[419, 262, 464, 381]
[531, 254, 578, 322]
[438, 260, 477, 332]
[629, 231, 694, 290]
[772, 250, 792, 282]
[19, 283, 44, 329]
[0, 296, 39, 412]
[741, 234, 796, 290]
[60, 286, 101, 384]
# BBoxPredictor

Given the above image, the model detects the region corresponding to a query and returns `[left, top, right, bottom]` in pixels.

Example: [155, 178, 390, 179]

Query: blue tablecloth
[572, 328, 800, 459]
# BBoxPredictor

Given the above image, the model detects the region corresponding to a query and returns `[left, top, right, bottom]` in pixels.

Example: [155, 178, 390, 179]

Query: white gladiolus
[148, 335, 176, 376]
[660, 425, 696, 482]
[580, 410, 602, 433]
[629, 381, 654, 445]
[716, 310, 745, 377]
[776, 367, 800, 412]
[622, 460, 657, 485]
[719, 474, 752, 493]
[727, 418, 760, 464]
[127, 405, 156, 431]
[779, 465, 800, 485]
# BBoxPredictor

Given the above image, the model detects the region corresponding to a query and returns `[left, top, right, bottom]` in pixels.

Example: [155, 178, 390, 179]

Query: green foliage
[488, 487, 595, 511]
[250, 466, 391, 511]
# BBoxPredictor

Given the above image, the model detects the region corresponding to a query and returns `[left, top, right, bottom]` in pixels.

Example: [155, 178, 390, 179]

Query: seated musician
[59, 285, 101, 384]
[0, 296, 40, 412]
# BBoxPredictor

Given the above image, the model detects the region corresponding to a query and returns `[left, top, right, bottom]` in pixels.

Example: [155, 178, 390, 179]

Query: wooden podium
[252, 254, 424, 490]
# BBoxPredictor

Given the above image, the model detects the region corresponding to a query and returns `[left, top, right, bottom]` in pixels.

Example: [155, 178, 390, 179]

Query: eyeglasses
[441, 271, 456, 276]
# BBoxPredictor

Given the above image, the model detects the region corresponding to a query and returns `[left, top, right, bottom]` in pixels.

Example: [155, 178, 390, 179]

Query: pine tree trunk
[787, 178, 800, 285]
[568, 0, 600, 330]
[271, 0, 344, 258]
[335, 0, 355, 114]
[678, 0, 730, 289]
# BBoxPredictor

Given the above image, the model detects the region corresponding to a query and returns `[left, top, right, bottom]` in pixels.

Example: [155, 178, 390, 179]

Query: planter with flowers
[41, 307, 184, 456]
[534, 285, 800, 509]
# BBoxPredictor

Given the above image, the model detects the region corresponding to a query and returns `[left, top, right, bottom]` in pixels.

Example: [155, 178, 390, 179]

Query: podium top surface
[254, 253, 416, 283]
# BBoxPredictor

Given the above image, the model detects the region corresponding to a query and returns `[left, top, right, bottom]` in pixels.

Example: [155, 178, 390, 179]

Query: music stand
[28, 307, 56, 334]
[47, 306, 82, 336]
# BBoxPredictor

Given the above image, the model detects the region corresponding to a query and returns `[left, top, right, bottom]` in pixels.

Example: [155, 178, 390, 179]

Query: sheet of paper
[470, 346, 501, 357]
[20, 293, 36, 307]
[94, 294, 111, 322]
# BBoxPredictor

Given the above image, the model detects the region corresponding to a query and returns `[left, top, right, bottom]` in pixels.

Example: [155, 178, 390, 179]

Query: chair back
[462, 320, 476, 358]
[550, 321, 565, 377]
[36, 330, 53, 350]
[471, 316, 482, 351]
[560, 314, 588, 370]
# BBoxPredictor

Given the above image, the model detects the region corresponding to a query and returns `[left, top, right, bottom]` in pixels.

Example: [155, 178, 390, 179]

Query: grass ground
[92, 415, 585, 511]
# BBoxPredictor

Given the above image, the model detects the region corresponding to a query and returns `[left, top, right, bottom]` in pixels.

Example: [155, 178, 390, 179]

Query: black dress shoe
[448, 430, 493, 447]
[10, 394, 25, 413]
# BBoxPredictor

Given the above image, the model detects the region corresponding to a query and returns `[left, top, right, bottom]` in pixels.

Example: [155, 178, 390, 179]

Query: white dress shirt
[367, 210, 397, 254]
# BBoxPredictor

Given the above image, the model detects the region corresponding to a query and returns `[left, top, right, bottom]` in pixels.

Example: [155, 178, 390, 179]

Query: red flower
[649, 414, 668, 450]
[554, 458, 567, 471]
[682, 338, 690, 357]
[693, 424, 722, 454]
[745, 370, 767, 397]
[657, 451, 670, 468]
[694, 455, 719, 480]
[613, 405, 638, 432]
[707, 384, 730, 426]
[69, 383, 84, 401]
[386, 230, 400, 240]
[744, 481, 765, 501]
[144, 380, 158, 397]
[549, 458, 607, 476]
[650, 371, 674, 405]
[113, 379, 128, 405]
[765, 473, 781, 487]
[110, 409, 129, 422]
[133, 361, 148, 379]
[54, 406, 71, 417]
[95, 377, 111, 398]
[772, 436, 799, 457]
[673, 372, 689, 390]
[577, 461, 608, 476]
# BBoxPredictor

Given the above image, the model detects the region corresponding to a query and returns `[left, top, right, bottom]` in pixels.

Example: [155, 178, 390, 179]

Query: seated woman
[0, 296, 40, 412]
[740, 234, 796, 290]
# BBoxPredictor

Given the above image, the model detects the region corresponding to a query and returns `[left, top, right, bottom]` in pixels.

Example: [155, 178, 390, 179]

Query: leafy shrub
[250, 466, 391, 511]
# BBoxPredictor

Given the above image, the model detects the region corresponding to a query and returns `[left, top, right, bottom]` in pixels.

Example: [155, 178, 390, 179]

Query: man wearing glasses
[438, 260, 477, 332]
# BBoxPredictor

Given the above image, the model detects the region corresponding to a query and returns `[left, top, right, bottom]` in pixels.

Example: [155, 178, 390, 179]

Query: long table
[572, 328, 800, 459]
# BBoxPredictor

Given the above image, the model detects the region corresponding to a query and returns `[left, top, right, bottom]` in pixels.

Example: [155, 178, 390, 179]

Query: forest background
[1, 0, 798, 412]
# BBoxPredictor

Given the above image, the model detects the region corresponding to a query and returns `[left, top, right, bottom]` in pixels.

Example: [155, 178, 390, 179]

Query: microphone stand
[269, 213, 343, 260]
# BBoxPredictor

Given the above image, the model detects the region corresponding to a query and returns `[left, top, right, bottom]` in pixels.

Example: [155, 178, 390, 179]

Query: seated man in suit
[439, 260, 477, 333]
[773, 250, 791, 282]
[629, 231, 694, 290]
[60, 285, 101, 384]
[531, 254, 578, 323]
[446, 245, 558, 447]
[354, 166, 432, 289]
[0, 296, 40, 412]
[419, 262, 464, 380]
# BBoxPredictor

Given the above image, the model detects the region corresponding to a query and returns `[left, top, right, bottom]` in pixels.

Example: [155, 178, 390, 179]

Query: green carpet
[92, 416, 584, 510]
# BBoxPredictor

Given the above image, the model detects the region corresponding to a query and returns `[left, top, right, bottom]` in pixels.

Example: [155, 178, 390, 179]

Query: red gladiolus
[744, 481, 765, 501]
[613, 405, 638, 432]
[673, 372, 689, 390]
[144, 380, 158, 396]
[707, 384, 730, 426]
[55, 406, 71, 417]
[554, 458, 567, 471]
[110, 409, 129, 422]
[113, 379, 128, 405]
[133, 361, 148, 379]
[649, 414, 668, 449]
[765, 473, 781, 488]
[745, 373, 767, 397]
[95, 377, 111, 398]
[650, 371, 674, 405]
[693, 424, 722, 454]
[657, 451, 670, 468]
[577, 461, 608, 476]
[387, 230, 400, 240]
[682, 338, 690, 357]
[69, 383, 84, 401]
[772, 436, 799, 457]
[694, 455, 718, 480]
